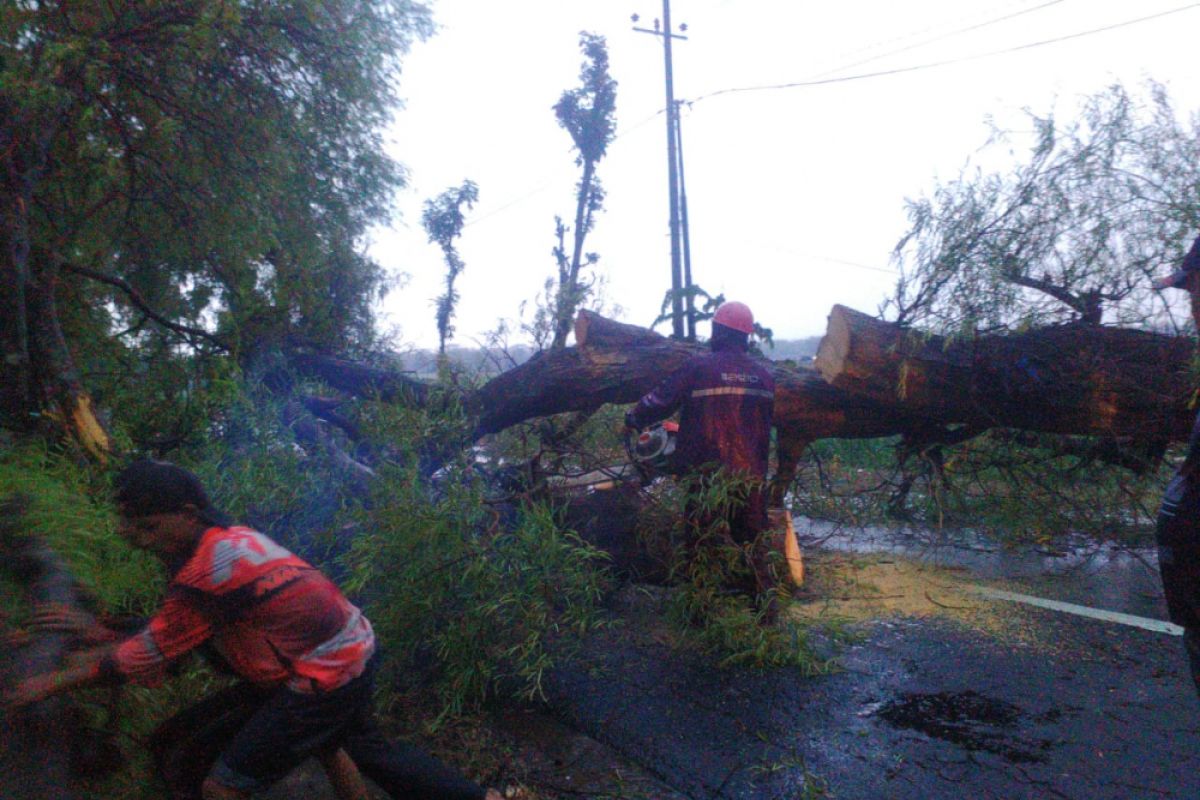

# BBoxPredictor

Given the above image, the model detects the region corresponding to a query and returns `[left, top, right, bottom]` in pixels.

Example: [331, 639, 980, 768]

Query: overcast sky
[369, 0, 1200, 350]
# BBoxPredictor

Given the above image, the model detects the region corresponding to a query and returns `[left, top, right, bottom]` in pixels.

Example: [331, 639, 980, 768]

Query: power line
[461, 107, 667, 230]
[615, 2, 1070, 135]
[807, 0, 1066, 80]
[458, 2, 1064, 230]
[688, 3, 1200, 104]
[461, 2, 1199, 231]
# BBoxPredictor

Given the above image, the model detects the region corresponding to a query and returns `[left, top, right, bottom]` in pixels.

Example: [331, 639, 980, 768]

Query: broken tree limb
[290, 352, 429, 406]
[814, 304, 1195, 441]
[283, 313, 919, 456]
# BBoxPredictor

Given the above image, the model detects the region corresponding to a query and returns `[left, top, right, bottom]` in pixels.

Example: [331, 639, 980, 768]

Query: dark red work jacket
[628, 343, 775, 477]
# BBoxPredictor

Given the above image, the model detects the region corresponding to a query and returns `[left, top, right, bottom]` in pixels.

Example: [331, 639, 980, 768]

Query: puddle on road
[875, 690, 1056, 764]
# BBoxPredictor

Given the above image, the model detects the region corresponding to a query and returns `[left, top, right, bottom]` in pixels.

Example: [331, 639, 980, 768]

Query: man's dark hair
[114, 459, 230, 526]
[710, 322, 749, 352]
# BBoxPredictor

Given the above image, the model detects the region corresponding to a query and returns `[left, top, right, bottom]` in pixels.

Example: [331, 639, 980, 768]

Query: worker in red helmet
[625, 301, 776, 594]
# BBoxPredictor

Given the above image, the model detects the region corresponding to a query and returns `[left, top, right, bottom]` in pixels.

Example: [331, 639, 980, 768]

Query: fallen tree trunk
[287, 313, 918, 451]
[284, 308, 1196, 493]
[473, 311, 926, 501]
[473, 310, 914, 440]
[814, 304, 1195, 441]
[282, 313, 951, 497]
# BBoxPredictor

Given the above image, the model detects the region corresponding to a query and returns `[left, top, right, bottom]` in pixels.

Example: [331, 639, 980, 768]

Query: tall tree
[548, 32, 617, 350]
[887, 82, 1200, 336]
[0, 0, 432, 456]
[422, 180, 479, 357]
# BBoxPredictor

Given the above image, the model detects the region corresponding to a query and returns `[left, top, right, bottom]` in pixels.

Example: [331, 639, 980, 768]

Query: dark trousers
[149, 659, 484, 800]
[1156, 476, 1200, 699]
[1185, 627, 1200, 699]
[684, 471, 769, 546]
[682, 471, 771, 597]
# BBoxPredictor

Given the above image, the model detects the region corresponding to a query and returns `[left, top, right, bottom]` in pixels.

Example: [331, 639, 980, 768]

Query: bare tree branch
[61, 261, 228, 350]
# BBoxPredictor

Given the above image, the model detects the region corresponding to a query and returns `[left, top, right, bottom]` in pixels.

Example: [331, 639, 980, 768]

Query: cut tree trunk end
[815, 304, 1194, 442]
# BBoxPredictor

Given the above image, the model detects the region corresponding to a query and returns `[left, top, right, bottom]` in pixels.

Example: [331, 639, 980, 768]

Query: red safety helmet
[712, 301, 754, 334]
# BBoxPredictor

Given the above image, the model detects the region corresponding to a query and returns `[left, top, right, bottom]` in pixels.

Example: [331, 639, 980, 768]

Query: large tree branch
[61, 261, 228, 350]
[1003, 264, 1106, 323]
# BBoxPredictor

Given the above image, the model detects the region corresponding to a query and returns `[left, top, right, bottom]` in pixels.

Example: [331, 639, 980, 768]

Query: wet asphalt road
[542, 521, 1200, 799]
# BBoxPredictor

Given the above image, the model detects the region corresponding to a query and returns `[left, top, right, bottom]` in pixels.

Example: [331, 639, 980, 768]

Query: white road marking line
[974, 587, 1184, 636]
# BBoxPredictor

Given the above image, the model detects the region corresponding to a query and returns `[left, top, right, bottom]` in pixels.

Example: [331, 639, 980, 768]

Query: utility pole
[633, 3, 689, 339]
[675, 99, 695, 340]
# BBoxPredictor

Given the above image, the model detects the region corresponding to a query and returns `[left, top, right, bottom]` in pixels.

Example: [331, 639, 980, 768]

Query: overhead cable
[688, 3, 1200, 104]
[806, 0, 1066, 80]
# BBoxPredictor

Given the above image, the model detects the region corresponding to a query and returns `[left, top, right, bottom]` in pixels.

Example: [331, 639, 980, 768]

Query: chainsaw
[625, 420, 679, 483]
[545, 421, 679, 492]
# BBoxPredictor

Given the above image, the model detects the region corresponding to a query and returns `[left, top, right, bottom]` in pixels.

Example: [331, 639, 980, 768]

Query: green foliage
[795, 437, 903, 524]
[926, 433, 1168, 544]
[548, 31, 618, 349]
[888, 81, 1200, 335]
[343, 402, 614, 722]
[645, 472, 826, 672]
[0, 444, 209, 800]
[0, 443, 161, 615]
[795, 433, 1168, 545]
[423, 180, 480, 357]
[553, 32, 618, 167]
[2, 0, 435, 403]
[177, 375, 367, 556]
[484, 405, 631, 495]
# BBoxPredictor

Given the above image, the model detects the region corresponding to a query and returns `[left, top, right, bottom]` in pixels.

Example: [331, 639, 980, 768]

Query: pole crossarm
[632, 26, 688, 40]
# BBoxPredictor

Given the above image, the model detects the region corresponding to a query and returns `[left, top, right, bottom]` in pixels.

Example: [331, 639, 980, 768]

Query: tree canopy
[547, 32, 617, 350]
[887, 82, 1200, 336]
[423, 179, 480, 356]
[1, 0, 432, 452]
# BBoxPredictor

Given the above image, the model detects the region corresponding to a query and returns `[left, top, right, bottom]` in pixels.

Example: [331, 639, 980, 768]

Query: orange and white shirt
[109, 526, 374, 693]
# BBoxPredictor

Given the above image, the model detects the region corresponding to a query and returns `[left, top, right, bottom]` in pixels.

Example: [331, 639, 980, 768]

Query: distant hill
[763, 336, 822, 364]
[396, 343, 535, 378]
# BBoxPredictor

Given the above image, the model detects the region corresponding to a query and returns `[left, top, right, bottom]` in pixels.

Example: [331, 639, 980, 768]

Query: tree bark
[290, 352, 430, 406]
[25, 252, 112, 461]
[1, 108, 111, 459]
[814, 304, 1195, 441]
[0, 114, 36, 431]
[472, 310, 915, 444]
[283, 308, 1195, 484]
